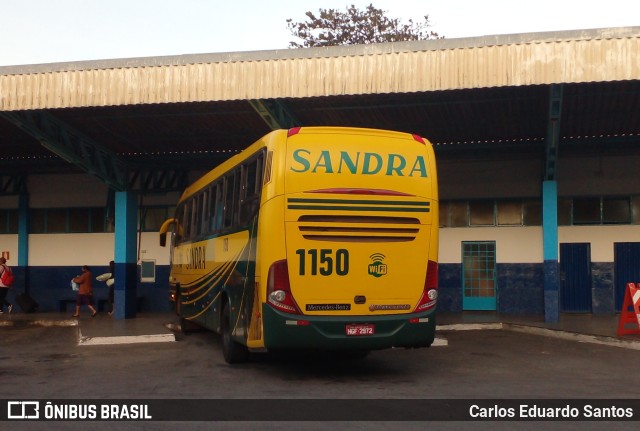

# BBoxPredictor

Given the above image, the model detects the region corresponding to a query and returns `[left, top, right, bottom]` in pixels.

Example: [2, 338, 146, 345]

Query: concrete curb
[437, 323, 503, 331]
[432, 337, 448, 347]
[0, 319, 78, 327]
[78, 330, 175, 346]
[437, 322, 640, 351]
[503, 323, 640, 351]
[5, 317, 638, 350]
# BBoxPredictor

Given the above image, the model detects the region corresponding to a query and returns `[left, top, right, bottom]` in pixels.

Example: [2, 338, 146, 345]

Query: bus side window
[239, 154, 263, 224]
[201, 189, 209, 236]
[223, 172, 237, 229]
[174, 206, 183, 243]
[189, 198, 198, 240]
[191, 195, 202, 238]
[209, 183, 221, 233]
[183, 200, 192, 240]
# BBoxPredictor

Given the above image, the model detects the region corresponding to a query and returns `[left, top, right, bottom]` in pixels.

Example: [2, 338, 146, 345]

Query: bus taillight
[267, 260, 302, 314]
[413, 260, 438, 312]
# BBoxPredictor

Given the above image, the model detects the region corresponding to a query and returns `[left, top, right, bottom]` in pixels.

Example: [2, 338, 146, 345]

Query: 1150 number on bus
[296, 248, 349, 276]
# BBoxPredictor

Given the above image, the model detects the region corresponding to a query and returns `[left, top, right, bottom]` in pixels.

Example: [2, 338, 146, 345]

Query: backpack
[1, 265, 14, 287]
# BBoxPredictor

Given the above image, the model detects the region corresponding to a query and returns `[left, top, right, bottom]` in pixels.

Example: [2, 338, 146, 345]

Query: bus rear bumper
[262, 304, 436, 351]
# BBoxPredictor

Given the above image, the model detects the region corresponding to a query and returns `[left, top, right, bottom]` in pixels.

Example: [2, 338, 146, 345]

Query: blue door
[462, 241, 497, 311]
[613, 242, 640, 311]
[559, 243, 592, 313]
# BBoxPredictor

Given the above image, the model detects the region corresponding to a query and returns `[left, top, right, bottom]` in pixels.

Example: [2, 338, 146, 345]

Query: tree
[286, 3, 441, 48]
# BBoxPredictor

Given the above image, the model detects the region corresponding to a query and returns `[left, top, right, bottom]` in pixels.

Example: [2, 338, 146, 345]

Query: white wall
[0, 234, 18, 263]
[439, 225, 640, 264]
[559, 225, 640, 262]
[440, 227, 543, 264]
[27, 232, 170, 266]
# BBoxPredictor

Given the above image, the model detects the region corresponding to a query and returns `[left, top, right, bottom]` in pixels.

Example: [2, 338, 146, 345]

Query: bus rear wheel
[221, 305, 249, 364]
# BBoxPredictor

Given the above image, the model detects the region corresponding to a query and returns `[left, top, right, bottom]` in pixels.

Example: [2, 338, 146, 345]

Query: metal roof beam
[128, 168, 189, 193]
[0, 174, 26, 195]
[544, 84, 563, 181]
[248, 99, 300, 130]
[0, 111, 129, 191]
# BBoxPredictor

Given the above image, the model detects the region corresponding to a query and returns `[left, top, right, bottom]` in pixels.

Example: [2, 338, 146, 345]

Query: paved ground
[1, 312, 639, 430]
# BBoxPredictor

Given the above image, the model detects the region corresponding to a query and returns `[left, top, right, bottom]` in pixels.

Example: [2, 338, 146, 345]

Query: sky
[1, 0, 639, 67]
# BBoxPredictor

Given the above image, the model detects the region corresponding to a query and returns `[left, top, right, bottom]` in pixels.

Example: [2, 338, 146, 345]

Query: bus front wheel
[221, 305, 249, 364]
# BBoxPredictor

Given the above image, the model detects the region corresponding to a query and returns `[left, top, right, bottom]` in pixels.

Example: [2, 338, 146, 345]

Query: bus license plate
[345, 324, 375, 336]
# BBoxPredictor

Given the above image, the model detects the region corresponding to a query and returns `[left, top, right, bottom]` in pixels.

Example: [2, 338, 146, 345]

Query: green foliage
[287, 3, 441, 48]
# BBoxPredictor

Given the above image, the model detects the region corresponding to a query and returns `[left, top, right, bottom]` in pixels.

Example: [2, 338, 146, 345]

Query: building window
[469, 201, 494, 226]
[523, 200, 542, 226]
[573, 198, 601, 225]
[92, 208, 107, 233]
[449, 202, 467, 227]
[46, 209, 67, 233]
[69, 208, 90, 232]
[603, 198, 630, 224]
[30, 209, 46, 233]
[28, 206, 171, 233]
[439, 195, 639, 227]
[440, 199, 543, 227]
[439, 202, 449, 228]
[0, 210, 19, 234]
[557, 198, 572, 226]
[632, 197, 640, 225]
[139, 207, 170, 232]
[497, 200, 522, 226]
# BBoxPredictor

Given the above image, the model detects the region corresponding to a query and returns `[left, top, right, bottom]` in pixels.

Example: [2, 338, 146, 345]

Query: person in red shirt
[72, 265, 97, 318]
[0, 257, 13, 314]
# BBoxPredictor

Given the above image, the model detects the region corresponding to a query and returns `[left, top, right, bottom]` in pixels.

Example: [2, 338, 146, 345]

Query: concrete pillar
[18, 194, 29, 292]
[542, 180, 559, 323]
[114, 191, 138, 319]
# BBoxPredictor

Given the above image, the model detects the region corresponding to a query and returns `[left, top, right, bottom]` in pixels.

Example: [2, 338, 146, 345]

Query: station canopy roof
[1, 27, 639, 187]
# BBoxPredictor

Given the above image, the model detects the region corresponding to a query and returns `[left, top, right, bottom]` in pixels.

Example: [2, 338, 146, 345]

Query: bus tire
[221, 304, 249, 364]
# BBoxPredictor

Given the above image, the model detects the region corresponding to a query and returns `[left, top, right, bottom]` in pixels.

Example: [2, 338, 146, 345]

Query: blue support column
[18, 194, 29, 292]
[114, 191, 138, 319]
[543, 181, 559, 323]
[17, 194, 29, 266]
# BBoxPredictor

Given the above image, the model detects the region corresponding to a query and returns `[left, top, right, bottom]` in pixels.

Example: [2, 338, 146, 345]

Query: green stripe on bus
[288, 198, 430, 206]
[287, 205, 430, 212]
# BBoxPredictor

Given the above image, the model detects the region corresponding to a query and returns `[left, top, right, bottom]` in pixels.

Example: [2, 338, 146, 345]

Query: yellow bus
[159, 126, 439, 363]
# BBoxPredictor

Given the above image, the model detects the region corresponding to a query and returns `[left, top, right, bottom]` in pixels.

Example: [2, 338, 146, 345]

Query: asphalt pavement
[1, 310, 639, 350]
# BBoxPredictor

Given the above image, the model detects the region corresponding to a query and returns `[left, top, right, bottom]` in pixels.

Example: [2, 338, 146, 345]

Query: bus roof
[177, 127, 429, 203]
[178, 129, 284, 203]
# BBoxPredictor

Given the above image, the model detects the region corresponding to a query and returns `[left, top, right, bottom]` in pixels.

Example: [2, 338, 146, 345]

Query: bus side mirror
[159, 218, 178, 247]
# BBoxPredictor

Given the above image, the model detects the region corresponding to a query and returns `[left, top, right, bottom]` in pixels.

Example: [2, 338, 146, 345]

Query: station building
[1, 27, 639, 322]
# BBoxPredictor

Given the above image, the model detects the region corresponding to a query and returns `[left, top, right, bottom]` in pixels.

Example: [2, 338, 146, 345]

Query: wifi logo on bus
[368, 253, 388, 278]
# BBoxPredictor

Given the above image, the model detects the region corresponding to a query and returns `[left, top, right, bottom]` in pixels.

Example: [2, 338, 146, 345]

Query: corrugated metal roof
[1, 27, 639, 111]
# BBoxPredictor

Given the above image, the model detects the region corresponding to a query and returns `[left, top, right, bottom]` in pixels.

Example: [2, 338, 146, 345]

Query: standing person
[0, 257, 13, 314]
[107, 260, 115, 315]
[72, 265, 97, 318]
